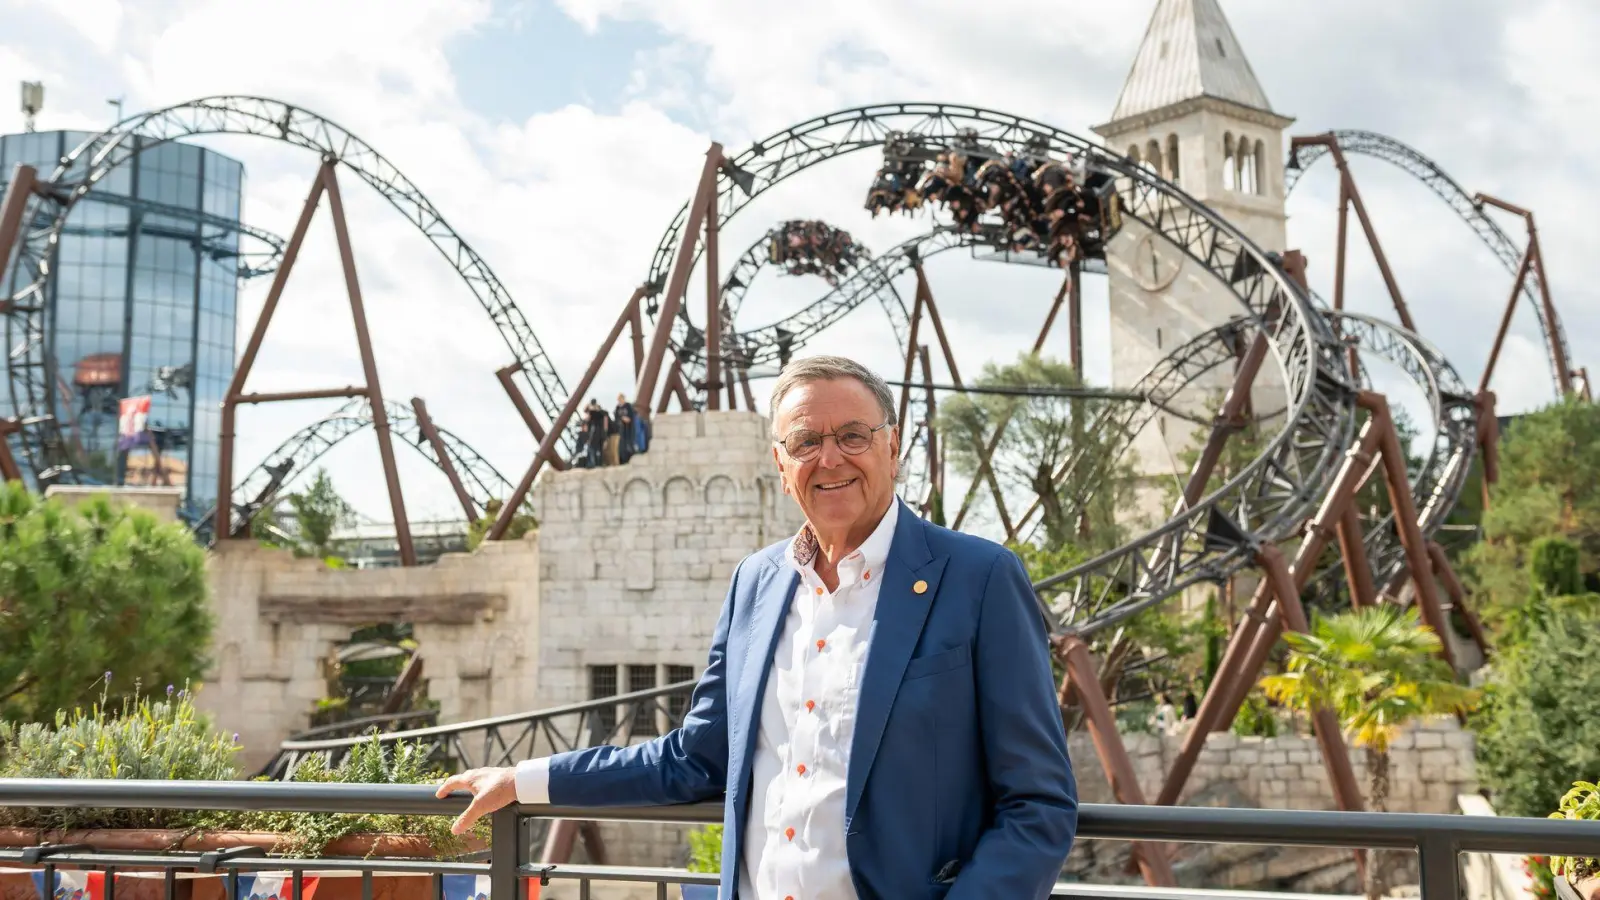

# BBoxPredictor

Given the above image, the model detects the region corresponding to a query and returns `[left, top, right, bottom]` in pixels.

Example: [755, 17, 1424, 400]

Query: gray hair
[768, 355, 898, 437]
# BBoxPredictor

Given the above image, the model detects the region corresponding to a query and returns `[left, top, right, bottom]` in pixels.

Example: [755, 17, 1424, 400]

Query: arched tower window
[1254, 139, 1267, 195]
[1145, 139, 1163, 176]
[1166, 134, 1180, 185]
[1222, 132, 1237, 191]
[1238, 134, 1255, 194]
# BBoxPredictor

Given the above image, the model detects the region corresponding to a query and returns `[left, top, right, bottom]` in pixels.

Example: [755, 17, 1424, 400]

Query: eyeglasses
[776, 422, 892, 462]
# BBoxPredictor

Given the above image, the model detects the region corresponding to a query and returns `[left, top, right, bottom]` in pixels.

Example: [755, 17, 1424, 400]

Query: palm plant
[1261, 605, 1477, 900]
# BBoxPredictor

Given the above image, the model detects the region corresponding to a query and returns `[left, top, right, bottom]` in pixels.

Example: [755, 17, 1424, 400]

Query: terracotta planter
[0, 829, 486, 900]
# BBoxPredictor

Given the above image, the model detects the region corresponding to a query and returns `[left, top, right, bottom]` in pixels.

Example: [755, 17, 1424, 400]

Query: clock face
[1133, 233, 1182, 292]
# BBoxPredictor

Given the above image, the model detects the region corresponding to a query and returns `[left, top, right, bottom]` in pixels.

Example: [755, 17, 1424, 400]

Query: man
[437, 356, 1077, 898]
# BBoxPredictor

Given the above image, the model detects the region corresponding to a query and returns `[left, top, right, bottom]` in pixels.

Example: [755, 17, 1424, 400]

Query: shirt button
[805, 699, 815, 711]
[785, 827, 796, 841]
[816, 639, 826, 651]
[863, 571, 871, 581]
[797, 763, 807, 775]
[815, 587, 823, 595]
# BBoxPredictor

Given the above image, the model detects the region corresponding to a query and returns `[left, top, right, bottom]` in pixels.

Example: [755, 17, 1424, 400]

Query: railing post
[1418, 834, 1462, 900]
[490, 805, 524, 900]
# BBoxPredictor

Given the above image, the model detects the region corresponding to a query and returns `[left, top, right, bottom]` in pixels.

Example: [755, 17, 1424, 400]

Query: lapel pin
[913, 580, 928, 594]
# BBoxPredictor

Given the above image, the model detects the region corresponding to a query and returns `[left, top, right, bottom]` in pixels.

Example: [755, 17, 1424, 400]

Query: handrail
[4, 780, 1599, 900]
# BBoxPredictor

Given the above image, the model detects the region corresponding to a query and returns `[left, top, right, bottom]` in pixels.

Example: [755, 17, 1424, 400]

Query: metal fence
[3, 779, 1599, 900]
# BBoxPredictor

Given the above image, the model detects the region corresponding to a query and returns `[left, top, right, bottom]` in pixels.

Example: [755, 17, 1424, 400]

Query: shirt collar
[787, 499, 899, 576]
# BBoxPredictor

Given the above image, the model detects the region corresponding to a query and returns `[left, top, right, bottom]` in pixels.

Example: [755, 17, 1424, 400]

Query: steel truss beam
[197, 394, 513, 542]
[214, 160, 415, 564]
[5, 97, 574, 489]
[1286, 129, 1577, 399]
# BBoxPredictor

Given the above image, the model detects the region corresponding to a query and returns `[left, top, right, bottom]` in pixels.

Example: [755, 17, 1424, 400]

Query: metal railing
[4, 779, 1600, 900]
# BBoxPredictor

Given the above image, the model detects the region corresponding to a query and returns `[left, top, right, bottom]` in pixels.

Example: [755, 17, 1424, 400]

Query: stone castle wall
[530, 410, 806, 868]
[197, 535, 541, 774]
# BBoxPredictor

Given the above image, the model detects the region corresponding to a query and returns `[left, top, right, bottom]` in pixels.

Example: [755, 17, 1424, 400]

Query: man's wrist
[514, 757, 551, 805]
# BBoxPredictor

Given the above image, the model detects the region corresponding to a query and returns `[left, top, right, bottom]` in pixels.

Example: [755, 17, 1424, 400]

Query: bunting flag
[440, 873, 541, 900]
[679, 886, 718, 900]
[30, 871, 104, 900]
[232, 873, 320, 900]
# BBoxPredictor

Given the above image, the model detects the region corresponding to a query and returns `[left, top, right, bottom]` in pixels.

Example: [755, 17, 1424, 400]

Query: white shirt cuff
[514, 757, 551, 805]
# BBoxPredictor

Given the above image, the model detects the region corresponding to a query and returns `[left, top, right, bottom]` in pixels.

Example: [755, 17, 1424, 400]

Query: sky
[1, 0, 1595, 531]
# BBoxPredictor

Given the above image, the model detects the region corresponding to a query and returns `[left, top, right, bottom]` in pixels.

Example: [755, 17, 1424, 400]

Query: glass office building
[0, 130, 243, 514]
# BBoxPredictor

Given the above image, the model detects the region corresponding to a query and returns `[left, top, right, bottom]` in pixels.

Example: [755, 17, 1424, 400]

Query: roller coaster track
[194, 396, 514, 540]
[1285, 129, 1573, 398]
[4, 97, 572, 487]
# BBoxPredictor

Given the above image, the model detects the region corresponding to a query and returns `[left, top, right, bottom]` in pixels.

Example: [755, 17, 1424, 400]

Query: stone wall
[530, 410, 805, 869]
[1063, 717, 1478, 891]
[197, 535, 541, 773]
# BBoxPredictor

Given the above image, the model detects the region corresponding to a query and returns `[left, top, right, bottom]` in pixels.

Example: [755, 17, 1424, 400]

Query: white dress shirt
[514, 502, 898, 900]
[738, 499, 896, 900]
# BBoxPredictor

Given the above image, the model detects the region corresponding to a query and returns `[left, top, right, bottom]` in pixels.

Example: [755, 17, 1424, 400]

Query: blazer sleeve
[948, 549, 1079, 899]
[538, 560, 742, 807]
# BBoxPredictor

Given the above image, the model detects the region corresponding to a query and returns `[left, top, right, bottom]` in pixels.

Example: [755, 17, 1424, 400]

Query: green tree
[465, 499, 538, 551]
[940, 353, 1137, 549]
[1261, 606, 1474, 810]
[1261, 605, 1475, 900]
[1463, 398, 1600, 631]
[1475, 605, 1600, 819]
[288, 468, 356, 559]
[0, 482, 214, 724]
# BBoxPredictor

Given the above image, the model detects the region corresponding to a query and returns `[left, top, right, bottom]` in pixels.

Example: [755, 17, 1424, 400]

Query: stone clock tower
[1092, 0, 1296, 526]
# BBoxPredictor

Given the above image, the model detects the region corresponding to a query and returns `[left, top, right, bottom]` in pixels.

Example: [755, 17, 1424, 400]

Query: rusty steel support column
[1179, 332, 1269, 511]
[495, 363, 548, 442]
[1429, 541, 1490, 657]
[1059, 637, 1177, 887]
[323, 163, 415, 566]
[1293, 135, 1416, 331]
[896, 287, 925, 433]
[1159, 414, 1384, 807]
[913, 264, 1016, 538]
[1479, 249, 1533, 395]
[1366, 393, 1457, 668]
[739, 362, 757, 412]
[0, 419, 21, 482]
[704, 203, 722, 411]
[1068, 262, 1084, 376]
[1333, 180, 1350, 312]
[1337, 504, 1378, 608]
[1476, 193, 1574, 396]
[0, 164, 40, 302]
[411, 397, 476, 521]
[919, 345, 941, 504]
[1258, 546, 1368, 812]
[217, 163, 329, 541]
[489, 290, 640, 540]
[724, 358, 737, 411]
[951, 273, 1072, 530]
[629, 301, 645, 377]
[635, 144, 723, 414]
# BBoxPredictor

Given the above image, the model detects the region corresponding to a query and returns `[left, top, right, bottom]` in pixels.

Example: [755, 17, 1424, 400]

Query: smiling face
[771, 376, 899, 544]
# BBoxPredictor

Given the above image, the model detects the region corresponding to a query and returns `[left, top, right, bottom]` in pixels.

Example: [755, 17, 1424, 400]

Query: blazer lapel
[846, 502, 949, 824]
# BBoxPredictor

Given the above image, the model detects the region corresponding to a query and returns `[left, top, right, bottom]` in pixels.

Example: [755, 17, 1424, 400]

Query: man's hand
[435, 767, 518, 835]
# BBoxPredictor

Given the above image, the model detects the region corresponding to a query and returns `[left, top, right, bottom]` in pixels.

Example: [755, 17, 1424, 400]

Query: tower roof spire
[1107, 0, 1273, 123]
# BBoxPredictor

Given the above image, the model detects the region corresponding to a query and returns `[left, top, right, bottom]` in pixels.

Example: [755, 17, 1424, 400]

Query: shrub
[0, 683, 485, 856]
[687, 824, 722, 873]
[0, 482, 213, 724]
[1549, 781, 1600, 882]
[1475, 608, 1600, 818]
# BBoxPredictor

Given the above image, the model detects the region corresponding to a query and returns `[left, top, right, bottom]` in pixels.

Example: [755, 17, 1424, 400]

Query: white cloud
[5, 0, 1595, 535]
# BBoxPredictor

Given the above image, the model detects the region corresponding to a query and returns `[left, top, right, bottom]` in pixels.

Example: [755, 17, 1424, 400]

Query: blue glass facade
[1, 130, 243, 514]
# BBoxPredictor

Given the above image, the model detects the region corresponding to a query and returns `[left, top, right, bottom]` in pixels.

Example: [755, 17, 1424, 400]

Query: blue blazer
[544, 500, 1079, 898]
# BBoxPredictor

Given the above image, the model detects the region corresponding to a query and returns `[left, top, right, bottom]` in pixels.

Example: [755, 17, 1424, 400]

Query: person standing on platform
[438, 356, 1078, 899]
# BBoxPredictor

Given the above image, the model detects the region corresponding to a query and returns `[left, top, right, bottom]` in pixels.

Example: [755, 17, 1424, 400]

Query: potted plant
[1550, 781, 1600, 900]
[0, 684, 487, 900]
